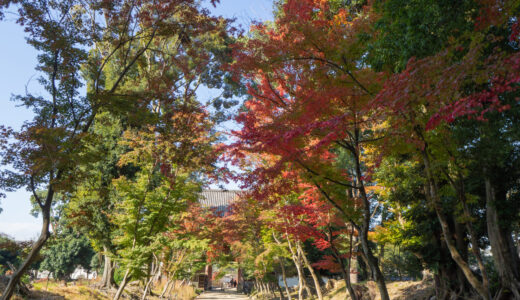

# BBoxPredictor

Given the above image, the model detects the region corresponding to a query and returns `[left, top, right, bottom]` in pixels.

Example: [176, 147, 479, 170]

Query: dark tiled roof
[199, 190, 242, 208]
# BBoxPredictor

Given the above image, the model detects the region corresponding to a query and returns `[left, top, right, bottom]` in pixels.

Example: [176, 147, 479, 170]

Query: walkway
[196, 289, 249, 299]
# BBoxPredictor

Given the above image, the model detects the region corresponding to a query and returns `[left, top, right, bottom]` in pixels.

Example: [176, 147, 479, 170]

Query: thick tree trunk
[101, 247, 116, 289]
[358, 232, 389, 299]
[113, 269, 130, 300]
[1, 201, 52, 300]
[462, 196, 489, 293]
[447, 173, 490, 294]
[297, 242, 323, 300]
[484, 175, 520, 299]
[422, 150, 490, 299]
[454, 221, 470, 297]
[435, 267, 456, 300]
[430, 227, 467, 299]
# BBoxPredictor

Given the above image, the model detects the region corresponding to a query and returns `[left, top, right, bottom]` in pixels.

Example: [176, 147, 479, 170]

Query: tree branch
[30, 176, 43, 209]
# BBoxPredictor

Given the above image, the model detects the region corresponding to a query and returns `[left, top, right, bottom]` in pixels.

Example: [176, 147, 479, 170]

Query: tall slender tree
[228, 1, 389, 298]
[0, 1, 224, 298]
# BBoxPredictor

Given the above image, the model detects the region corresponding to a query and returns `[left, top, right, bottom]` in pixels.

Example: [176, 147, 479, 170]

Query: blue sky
[0, 0, 274, 241]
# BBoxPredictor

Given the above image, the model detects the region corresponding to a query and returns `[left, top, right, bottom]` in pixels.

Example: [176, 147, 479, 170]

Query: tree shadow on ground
[26, 290, 66, 299]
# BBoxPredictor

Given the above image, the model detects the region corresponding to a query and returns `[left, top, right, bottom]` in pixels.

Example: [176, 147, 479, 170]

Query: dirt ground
[5, 279, 199, 300]
[324, 280, 434, 300]
[2, 278, 434, 300]
[196, 288, 249, 299]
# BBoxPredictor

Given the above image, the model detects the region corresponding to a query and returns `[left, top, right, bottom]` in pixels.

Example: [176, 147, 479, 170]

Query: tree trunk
[258, 281, 263, 295]
[454, 221, 470, 297]
[430, 226, 466, 299]
[113, 269, 130, 300]
[516, 232, 520, 257]
[356, 211, 389, 299]
[351, 139, 390, 300]
[255, 278, 262, 295]
[301, 276, 312, 300]
[421, 150, 490, 300]
[286, 236, 305, 300]
[379, 244, 385, 269]
[160, 279, 172, 298]
[297, 242, 323, 300]
[142, 257, 160, 300]
[331, 241, 357, 300]
[142, 276, 154, 300]
[445, 172, 490, 295]
[167, 279, 182, 298]
[1, 201, 52, 300]
[460, 189, 490, 293]
[514, 231, 520, 257]
[484, 175, 520, 299]
[279, 257, 292, 300]
[275, 277, 286, 300]
[153, 259, 162, 283]
[101, 246, 116, 289]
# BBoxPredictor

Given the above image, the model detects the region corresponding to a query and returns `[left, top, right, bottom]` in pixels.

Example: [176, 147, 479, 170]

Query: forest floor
[2, 278, 434, 299]
[323, 279, 434, 300]
[5, 279, 199, 300]
[251, 280, 434, 300]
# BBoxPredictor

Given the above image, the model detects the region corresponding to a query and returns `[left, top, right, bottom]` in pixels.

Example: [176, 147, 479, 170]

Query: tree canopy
[1, 0, 520, 300]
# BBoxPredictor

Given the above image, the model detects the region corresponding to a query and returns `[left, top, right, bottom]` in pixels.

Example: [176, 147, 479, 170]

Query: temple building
[196, 190, 243, 291]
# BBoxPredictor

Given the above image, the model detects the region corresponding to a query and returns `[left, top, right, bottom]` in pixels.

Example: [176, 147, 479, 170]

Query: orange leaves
[332, 8, 349, 26]
[367, 228, 381, 243]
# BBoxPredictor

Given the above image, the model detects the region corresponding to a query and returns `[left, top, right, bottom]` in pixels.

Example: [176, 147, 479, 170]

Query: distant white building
[36, 267, 97, 280]
[71, 267, 97, 280]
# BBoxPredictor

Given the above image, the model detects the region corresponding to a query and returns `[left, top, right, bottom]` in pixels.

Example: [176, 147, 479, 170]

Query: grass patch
[31, 280, 109, 300]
